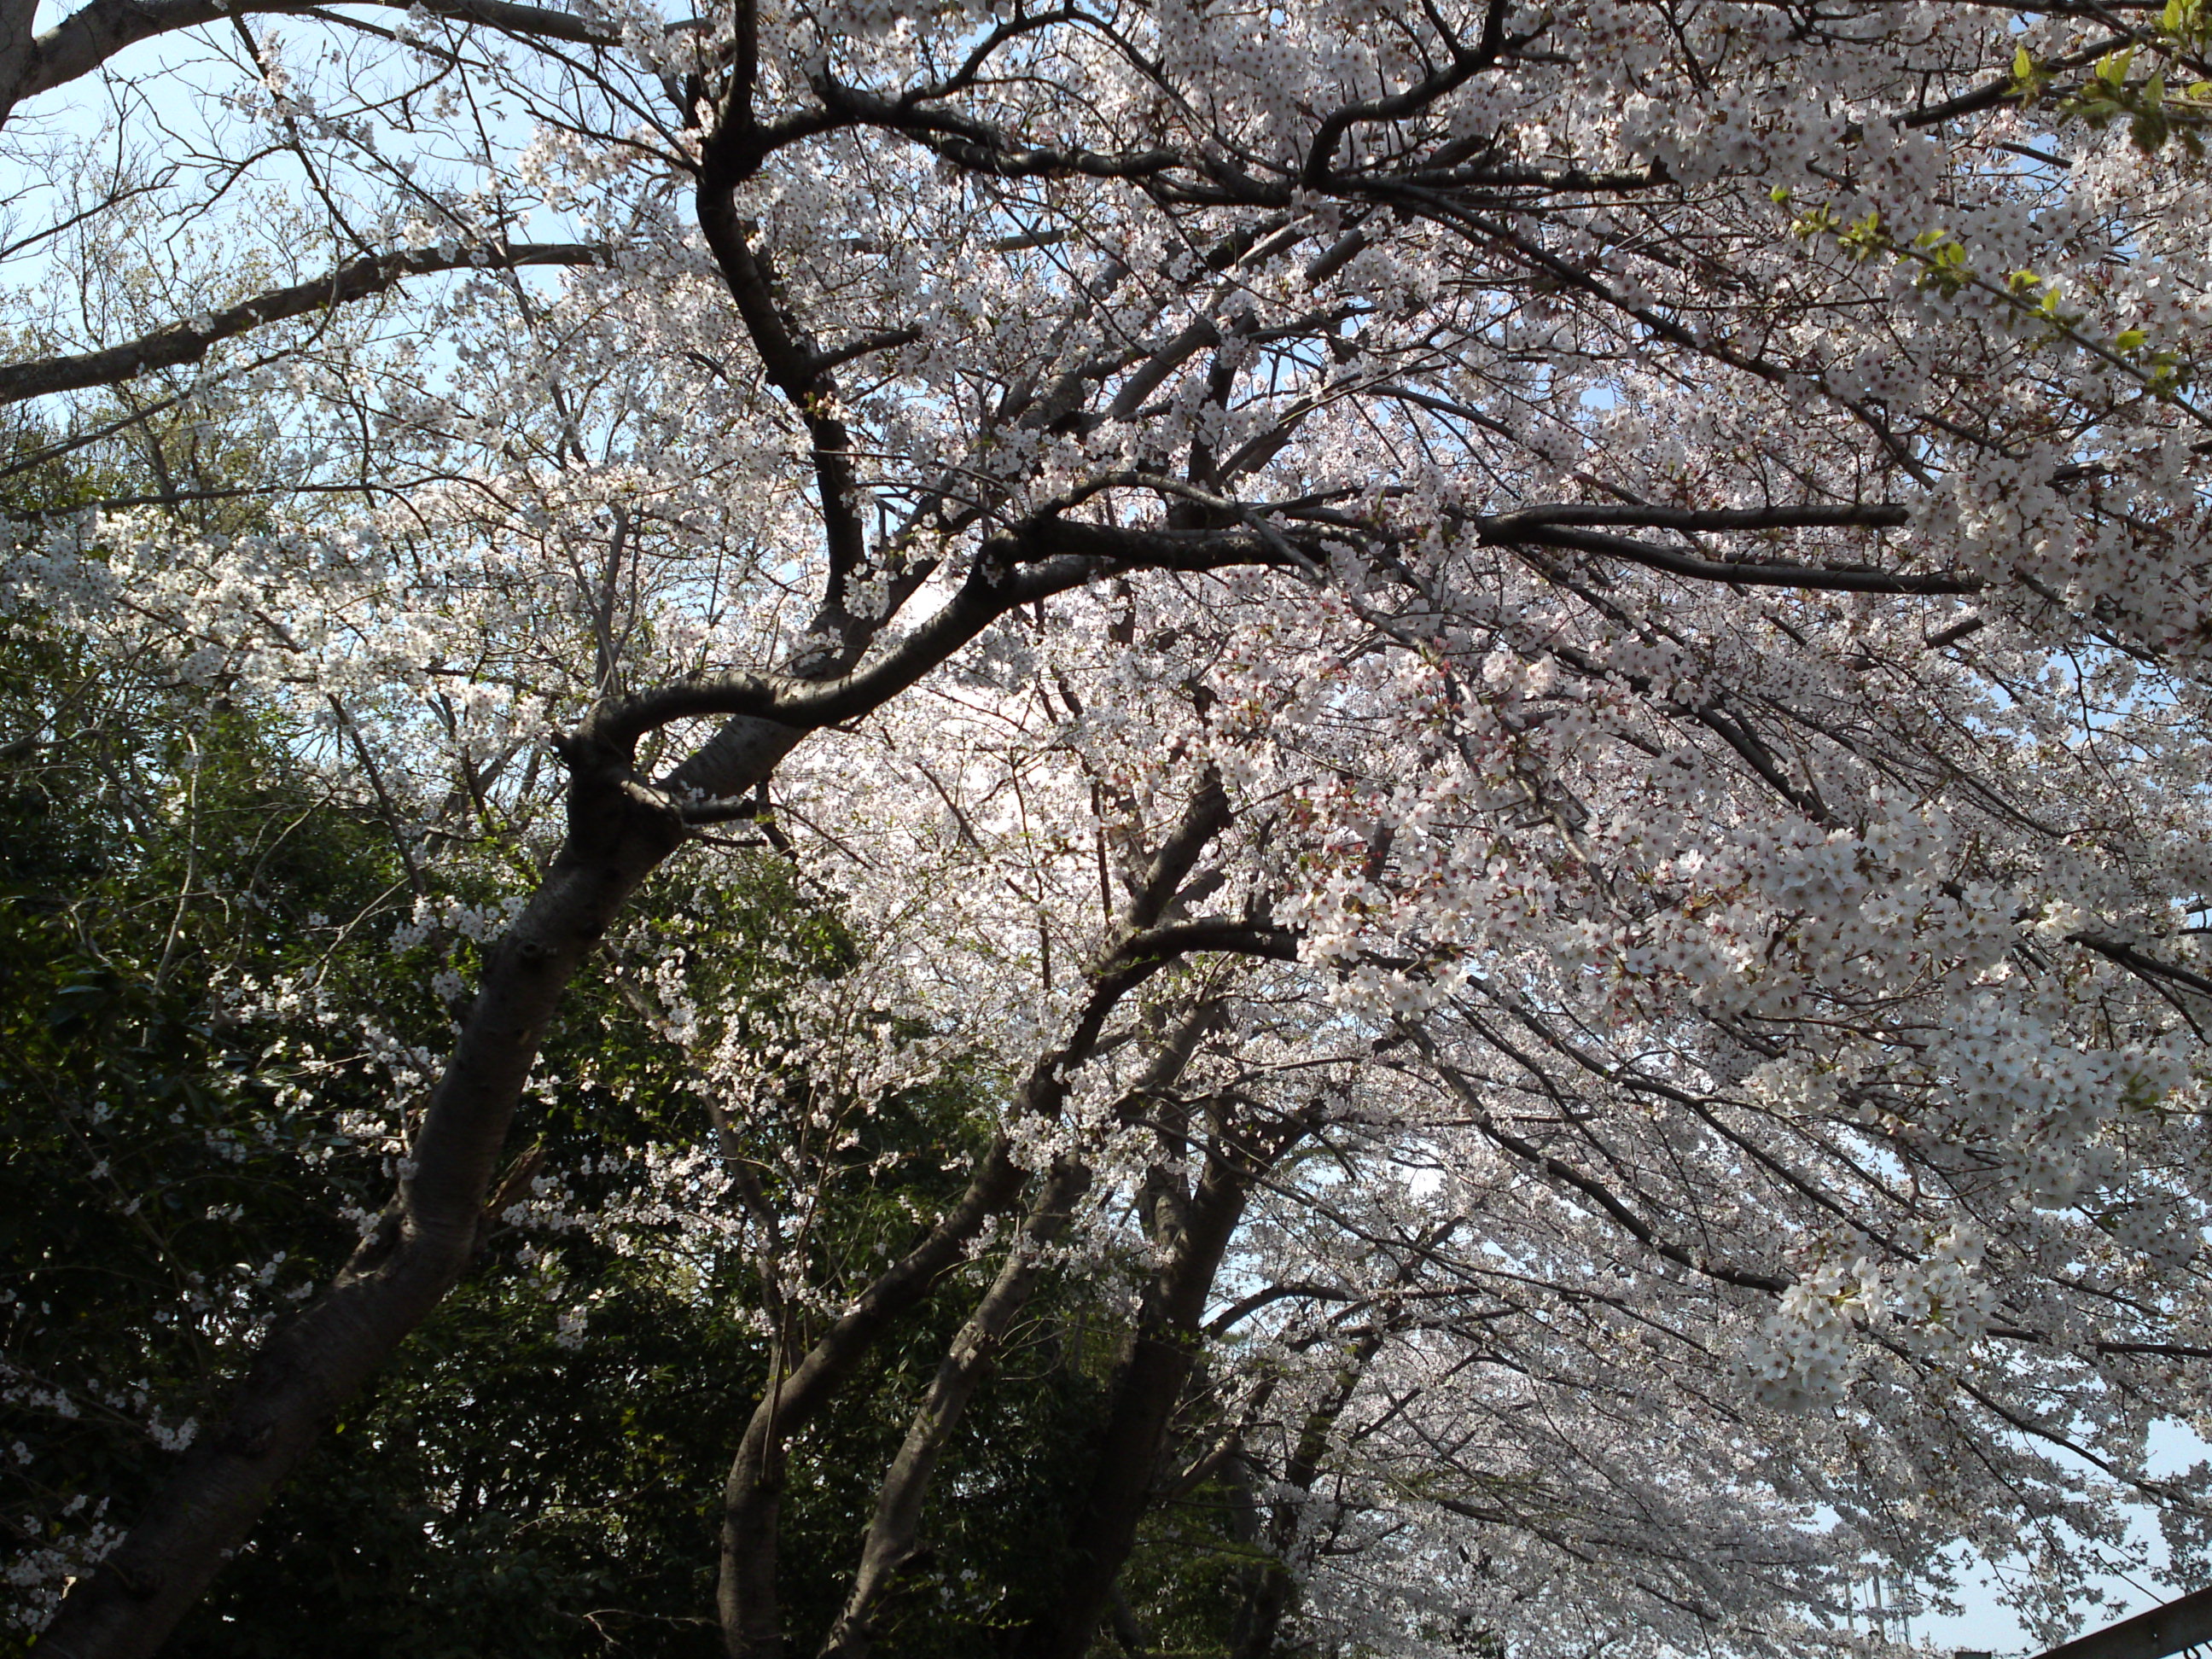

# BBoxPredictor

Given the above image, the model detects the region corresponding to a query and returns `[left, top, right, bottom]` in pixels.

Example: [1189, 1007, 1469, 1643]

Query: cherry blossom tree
[12, 1, 2212, 1656]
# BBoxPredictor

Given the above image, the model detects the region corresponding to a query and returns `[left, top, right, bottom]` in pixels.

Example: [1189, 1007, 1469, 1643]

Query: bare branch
[0, 242, 603, 405]
[1478, 519, 1981, 596]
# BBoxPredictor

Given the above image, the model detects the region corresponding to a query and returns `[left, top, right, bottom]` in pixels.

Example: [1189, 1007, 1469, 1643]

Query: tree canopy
[10, 2, 2212, 1656]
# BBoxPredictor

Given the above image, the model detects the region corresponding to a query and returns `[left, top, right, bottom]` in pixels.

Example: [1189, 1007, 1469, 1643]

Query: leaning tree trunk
[35, 714, 806, 1659]
[813, 1156, 1094, 1659]
[1228, 1329, 1387, 1659]
[1016, 1144, 1265, 1659]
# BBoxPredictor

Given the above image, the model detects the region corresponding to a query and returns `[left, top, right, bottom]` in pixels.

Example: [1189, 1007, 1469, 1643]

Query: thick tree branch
[0, 242, 603, 405]
[568, 516, 1309, 782]
[7, 0, 613, 119]
[2072, 933, 2212, 1001]
[812, 79, 1179, 179]
[1480, 503, 1911, 534]
[1228, 1226, 1452, 1659]
[1301, 0, 1516, 187]
[1474, 517, 1977, 596]
[688, 169, 874, 652]
[1203, 1281, 1358, 1337]
[1018, 1109, 1308, 1659]
[38, 789, 693, 1659]
[0, 0, 35, 122]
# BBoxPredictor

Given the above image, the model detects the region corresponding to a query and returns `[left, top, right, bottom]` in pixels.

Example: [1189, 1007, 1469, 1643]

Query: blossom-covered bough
[11, 0, 2212, 1653]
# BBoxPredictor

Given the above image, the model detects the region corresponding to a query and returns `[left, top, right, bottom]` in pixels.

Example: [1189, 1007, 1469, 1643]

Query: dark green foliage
[0, 603, 405, 1644]
[170, 1263, 758, 1659]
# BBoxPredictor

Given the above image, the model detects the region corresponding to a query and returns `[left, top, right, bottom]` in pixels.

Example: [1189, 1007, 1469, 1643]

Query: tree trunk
[38, 719, 804, 1659]
[815, 1156, 1093, 1659]
[714, 1136, 1028, 1658]
[816, 997, 1226, 1659]
[1227, 1334, 1382, 1659]
[0, 0, 36, 125]
[1016, 1146, 1257, 1659]
[717, 779, 1238, 1659]
[1229, 1223, 1448, 1659]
